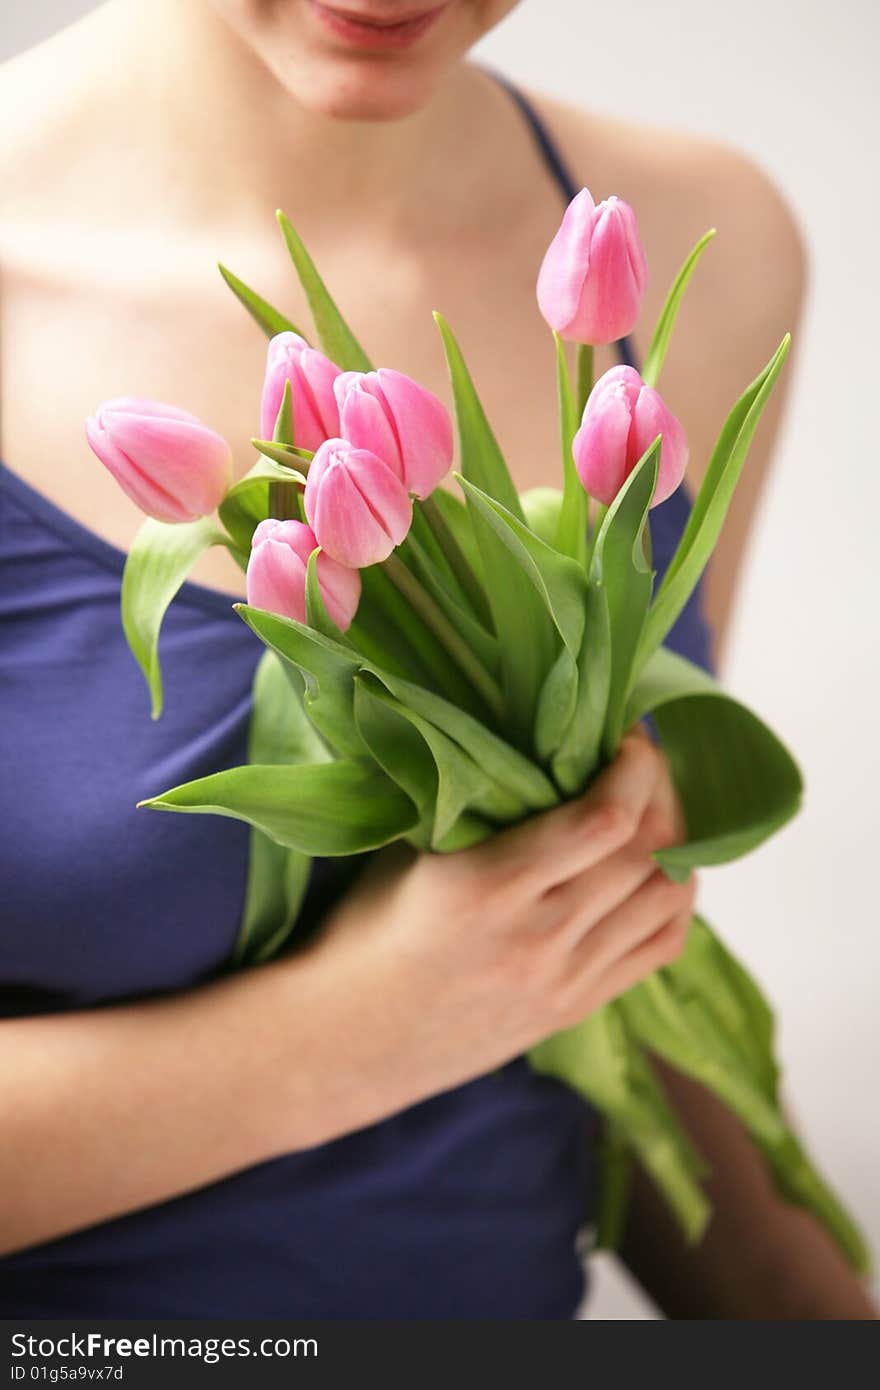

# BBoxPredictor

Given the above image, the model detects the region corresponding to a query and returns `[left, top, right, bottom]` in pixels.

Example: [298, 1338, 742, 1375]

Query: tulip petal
[536, 187, 596, 337]
[572, 377, 635, 506]
[101, 413, 232, 519]
[631, 386, 689, 506]
[338, 383, 403, 480]
[375, 369, 453, 498]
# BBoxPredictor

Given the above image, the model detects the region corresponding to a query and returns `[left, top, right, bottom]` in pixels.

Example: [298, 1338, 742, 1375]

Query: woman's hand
[310, 729, 696, 1105]
[0, 728, 694, 1255]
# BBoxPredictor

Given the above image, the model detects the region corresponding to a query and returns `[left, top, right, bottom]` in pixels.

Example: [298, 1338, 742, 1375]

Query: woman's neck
[96, 0, 501, 240]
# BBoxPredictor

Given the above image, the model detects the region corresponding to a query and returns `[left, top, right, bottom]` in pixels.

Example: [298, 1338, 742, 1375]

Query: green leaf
[620, 963, 869, 1272]
[121, 516, 232, 719]
[250, 438, 315, 469]
[364, 666, 558, 814]
[665, 914, 778, 1100]
[434, 312, 524, 521]
[457, 477, 588, 656]
[552, 333, 588, 565]
[534, 646, 579, 764]
[219, 455, 307, 554]
[400, 529, 498, 674]
[140, 758, 417, 855]
[551, 578, 612, 794]
[218, 263, 306, 339]
[641, 229, 716, 387]
[529, 1005, 711, 1244]
[455, 486, 556, 751]
[352, 676, 438, 850]
[625, 645, 802, 874]
[234, 603, 368, 758]
[353, 672, 518, 851]
[590, 440, 659, 756]
[272, 377, 295, 448]
[305, 548, 352, 646]
[276, 210, 372, 371]
[234, 650, 330, 966]
[639, 336, 790, 665]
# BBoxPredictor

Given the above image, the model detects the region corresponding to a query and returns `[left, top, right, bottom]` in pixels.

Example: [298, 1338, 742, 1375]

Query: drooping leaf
[529, 1004, 711, 1244]
[121, 516, 232, 719]
[218, 262, 306, 339]
[364, 666, 558, 814]
[140, 758, 417, 855]
[234, 650, 329, 966]
[434, 312, 524, 520]
[640, 229, 716, 387]
[625, 645, 802, 877]
[638, 336, 790, 665]
[276, 211, 372, 371]
[234, 603, 367, 758]
[620, 964, 869, 1272]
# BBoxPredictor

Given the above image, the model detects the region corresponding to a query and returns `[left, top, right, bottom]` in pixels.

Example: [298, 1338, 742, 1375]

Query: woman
[0, 0, 872, 1318]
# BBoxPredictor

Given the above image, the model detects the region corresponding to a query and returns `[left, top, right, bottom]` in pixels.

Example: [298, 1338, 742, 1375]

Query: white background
[3, 1, 878, 1319]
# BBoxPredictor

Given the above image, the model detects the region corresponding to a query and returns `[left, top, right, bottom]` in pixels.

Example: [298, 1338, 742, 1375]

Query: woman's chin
[275, 59, 447, 121]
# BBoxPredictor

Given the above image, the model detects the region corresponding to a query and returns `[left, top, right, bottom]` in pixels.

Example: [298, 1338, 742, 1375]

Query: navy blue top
[0, 84, 713, 1319]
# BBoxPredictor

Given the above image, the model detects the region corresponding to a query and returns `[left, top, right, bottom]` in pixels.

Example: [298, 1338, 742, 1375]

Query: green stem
[576, 342, 595, 418]
[419, 495, 493, 630]
[382, 552, 504, 721]
[587, 500, 608, 570]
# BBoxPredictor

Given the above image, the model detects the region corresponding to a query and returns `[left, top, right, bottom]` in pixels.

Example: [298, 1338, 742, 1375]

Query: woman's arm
[1, 734, 695, 1256]
[613, 150, 872, 1318]
[619, 1060, 876, 1319]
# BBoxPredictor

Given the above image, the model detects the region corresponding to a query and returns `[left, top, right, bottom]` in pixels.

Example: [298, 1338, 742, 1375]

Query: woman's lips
[307, 2, 451, 52]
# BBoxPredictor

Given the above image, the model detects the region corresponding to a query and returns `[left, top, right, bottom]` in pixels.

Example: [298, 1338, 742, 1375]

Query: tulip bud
[304, 438, 412, 569]
[260, 332, 342, 450]
[245, 518, 361, 632]
[572, 365, 688, 508]
[334, 368, 453, 499]
[537, 188, 647, 345]
[85, 397, 232, 523]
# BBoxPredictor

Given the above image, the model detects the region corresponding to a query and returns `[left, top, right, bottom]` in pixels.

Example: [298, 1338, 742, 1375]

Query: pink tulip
[334, 369, 453, 498]
[260, 332, 342, 450]
[246, 518, 361, 632]
[537, 188, 647, 345]
[573, 365, 688, 508]
[85, 397, 232, 523]
[304, 438, 412, 569]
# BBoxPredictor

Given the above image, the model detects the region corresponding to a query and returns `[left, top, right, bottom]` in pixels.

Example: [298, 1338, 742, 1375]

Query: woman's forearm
[0, 934, 417, 1257]
[619, 1060, 876, 1319]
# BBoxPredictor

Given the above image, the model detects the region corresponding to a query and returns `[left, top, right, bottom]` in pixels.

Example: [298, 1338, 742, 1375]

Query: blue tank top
[0, 81, 713, 1318]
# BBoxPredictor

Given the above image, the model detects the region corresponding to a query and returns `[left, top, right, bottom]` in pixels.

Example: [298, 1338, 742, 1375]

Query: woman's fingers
[483, 732, 667, 895]
[567, 867, 696, 983]
[587, 900, 694, 1011]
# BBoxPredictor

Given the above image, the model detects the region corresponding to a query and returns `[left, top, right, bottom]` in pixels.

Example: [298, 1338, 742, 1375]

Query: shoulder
[526, 92, 807, 333]
[0, 16, 111, 221]
[524, 93, 808, 652]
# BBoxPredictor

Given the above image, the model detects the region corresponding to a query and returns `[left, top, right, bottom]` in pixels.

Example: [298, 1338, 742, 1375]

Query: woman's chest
[0, 216, 628, 595]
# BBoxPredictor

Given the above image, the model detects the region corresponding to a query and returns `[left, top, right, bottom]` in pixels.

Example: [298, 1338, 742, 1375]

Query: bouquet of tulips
[86, 192, 868, 1270]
